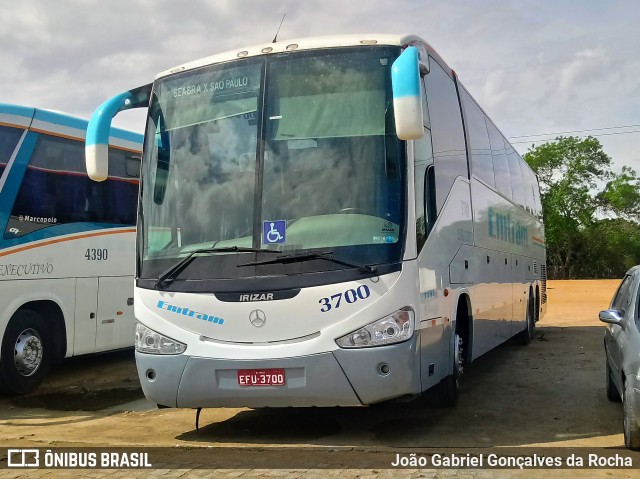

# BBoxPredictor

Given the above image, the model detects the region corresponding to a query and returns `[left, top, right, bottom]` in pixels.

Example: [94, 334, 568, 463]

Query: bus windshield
[139, 46, 405, 283]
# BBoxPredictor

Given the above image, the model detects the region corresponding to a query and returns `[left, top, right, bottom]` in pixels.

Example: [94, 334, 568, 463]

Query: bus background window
[486, 119, 512, 201]
[460, 87, 495, 189]
[0, 125, 24, 178]
[5, 134, 138, 238]
[423, 59, 468, 212]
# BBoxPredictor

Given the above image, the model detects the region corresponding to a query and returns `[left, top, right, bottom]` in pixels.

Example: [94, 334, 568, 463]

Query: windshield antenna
[272, 13, 286, 43]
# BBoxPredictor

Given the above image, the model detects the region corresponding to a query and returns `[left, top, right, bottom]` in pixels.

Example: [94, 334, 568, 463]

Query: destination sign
[172, 76, 250, 98]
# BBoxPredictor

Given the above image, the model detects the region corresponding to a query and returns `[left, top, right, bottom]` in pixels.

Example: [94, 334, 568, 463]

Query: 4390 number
[85, 248, 108, 261]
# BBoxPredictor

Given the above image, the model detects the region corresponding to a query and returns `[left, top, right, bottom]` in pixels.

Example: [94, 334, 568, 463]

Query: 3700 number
[319, 285, 371, 312]
[85, 248, 108, 261]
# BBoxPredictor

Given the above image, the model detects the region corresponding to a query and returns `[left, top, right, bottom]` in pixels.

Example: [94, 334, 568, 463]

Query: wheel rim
[14, 328, 43, 377]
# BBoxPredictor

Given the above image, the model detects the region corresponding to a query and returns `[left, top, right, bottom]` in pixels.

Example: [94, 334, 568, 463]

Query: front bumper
[136, 336, 421, 408]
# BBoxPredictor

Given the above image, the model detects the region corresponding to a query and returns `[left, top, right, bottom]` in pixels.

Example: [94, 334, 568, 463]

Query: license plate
[237, 368, 285, 387]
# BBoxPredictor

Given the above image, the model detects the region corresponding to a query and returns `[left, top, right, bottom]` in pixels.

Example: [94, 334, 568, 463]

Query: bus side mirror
[86, 84, 151, 182]
[391, 46, 425, 140]
[86, 91, 134, 182]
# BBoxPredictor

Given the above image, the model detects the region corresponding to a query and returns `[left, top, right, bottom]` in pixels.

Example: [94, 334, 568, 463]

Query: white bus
[0, 104, 143, 394]
[87, 34, 547, 408]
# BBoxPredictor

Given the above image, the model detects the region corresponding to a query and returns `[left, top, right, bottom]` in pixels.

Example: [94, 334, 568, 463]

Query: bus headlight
[335, 308, 414, 348]
[135, 322, 186, 355]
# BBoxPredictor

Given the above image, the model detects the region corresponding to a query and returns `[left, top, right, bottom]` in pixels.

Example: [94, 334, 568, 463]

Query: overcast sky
[2, 0, 639, 172]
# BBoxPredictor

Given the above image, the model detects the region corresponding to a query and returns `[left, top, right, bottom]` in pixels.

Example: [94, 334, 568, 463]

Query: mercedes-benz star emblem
[249, 309, 266, 328]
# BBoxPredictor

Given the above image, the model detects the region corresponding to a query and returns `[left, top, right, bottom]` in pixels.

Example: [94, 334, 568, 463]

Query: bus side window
[486, 119, 512, 201]
[459, 87, 495, 188]
[532, 170, 543, 219]
[414, 128, 434, 252]
[522, 162, 536, 214]
[423, 59, 468, 213]
[506, 144, 526, 209]
[426, 165, 437, 236]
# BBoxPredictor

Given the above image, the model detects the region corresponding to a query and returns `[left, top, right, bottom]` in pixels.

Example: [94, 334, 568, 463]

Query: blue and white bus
[0, 104, 142, 394]
[87, 34, 547, 408]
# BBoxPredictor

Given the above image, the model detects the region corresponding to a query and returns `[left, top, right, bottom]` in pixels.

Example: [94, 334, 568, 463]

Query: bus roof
[156, 33, 454, 80]
[0, 103, 143, 147]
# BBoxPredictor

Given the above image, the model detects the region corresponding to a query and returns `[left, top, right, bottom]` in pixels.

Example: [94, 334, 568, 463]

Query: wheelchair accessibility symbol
[263, 220, 286, 244]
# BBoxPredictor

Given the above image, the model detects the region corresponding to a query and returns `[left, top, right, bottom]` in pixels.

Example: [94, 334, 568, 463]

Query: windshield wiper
[237, 251, 377, 275]
[155, 246, 279, 289]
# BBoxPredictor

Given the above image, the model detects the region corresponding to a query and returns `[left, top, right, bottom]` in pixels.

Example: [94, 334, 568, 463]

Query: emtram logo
[156, 300, 225, 325]
[488, 207, 529, 247]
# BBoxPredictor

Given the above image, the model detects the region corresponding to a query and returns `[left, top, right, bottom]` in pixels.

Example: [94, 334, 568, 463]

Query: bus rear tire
[516, 295, 535, 345]
[0, 310, 52, 395]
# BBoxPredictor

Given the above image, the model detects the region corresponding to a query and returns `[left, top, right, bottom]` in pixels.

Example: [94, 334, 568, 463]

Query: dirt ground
[1, 279, 639, 476]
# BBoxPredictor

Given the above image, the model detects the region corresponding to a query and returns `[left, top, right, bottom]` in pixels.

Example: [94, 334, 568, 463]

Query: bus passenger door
[95, 276, 135, 351]
[73, 278, 99, 355]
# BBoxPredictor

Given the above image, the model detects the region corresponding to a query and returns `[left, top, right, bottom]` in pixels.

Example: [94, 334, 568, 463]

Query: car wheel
[606, 358, 621, 402]
[0, 310, 52, 395]
[623, 382, 640, 450]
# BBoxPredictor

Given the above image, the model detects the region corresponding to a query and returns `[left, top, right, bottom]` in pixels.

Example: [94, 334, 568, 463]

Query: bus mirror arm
[419, 58, 430, 76]
[86, 83, 152, 182]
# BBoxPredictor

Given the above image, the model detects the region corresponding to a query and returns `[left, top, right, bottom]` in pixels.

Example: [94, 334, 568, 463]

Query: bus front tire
[428, 333, 463, 407]
[0, 310, 52, 395]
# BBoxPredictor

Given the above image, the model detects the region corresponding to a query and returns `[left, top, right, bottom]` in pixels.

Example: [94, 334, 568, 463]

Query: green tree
[577, 219, 640, 278]
[524, 136, 640, 279]
[598, 166, 640, 222]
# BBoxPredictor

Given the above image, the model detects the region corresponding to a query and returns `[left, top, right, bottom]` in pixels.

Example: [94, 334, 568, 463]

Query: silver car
[601, 265, 640, 449]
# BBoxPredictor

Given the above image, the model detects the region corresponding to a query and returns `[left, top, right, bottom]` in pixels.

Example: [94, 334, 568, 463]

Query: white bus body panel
[0, 228, 136, 357]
